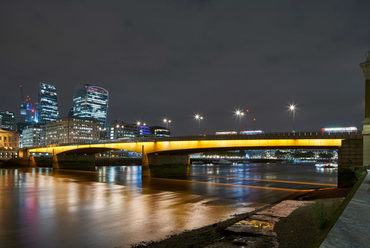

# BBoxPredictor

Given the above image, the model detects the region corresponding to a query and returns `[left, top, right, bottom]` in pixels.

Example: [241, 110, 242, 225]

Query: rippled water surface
[0, 163, 337, 248]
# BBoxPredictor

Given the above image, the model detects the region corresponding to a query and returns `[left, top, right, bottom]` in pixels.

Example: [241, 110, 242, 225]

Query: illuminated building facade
[39, 83, 59, 124]
[0, 129, 19, 159]
[45, 117, 100, 145]
[21, 125, 45, 148]
[73, 84, 109, 126]
[0, 111, 16, 131]
[150, 126, 170, 137]
[109, 121, 152, 139]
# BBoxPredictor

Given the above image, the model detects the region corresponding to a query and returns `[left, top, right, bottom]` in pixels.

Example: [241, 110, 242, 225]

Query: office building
[21, 125, 45, 148]
[39, 83, 59, 123]
[45, 117, 100, 145]
[109, 121, 152, 139]
[73, 84, 109, 126]
[0, 111, 16, 131]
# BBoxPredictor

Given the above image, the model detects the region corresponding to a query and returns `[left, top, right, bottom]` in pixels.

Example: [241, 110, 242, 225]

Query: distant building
[21, 125, 45, 148]
[109, 121, 151, 139]
[0, 111, 16, 131]
[39, 83, 59, 124]
[72, 84, 109, 126]
[0, 129, 19, 159]
[150, 126, 170, 137]
[45, 117, 100, 145]
[19, 95, 38, 125]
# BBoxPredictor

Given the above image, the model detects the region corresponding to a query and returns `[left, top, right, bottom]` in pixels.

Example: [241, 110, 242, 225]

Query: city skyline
[0, 1, 369, 135]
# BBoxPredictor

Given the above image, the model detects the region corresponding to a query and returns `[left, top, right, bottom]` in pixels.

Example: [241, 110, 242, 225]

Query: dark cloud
[0, 0, 368, 135]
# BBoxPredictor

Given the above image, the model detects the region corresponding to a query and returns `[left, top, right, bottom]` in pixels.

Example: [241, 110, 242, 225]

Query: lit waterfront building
[21, 125, 45, 148]
[0, 111, 16, 131]
[39, 83, 59, 124]
[109, 121, 152, 139]
[45, 117, 100, 145]
[73, 84, 109, 127]
[0, 129, 19, 159]
[150, 126, 170, 137]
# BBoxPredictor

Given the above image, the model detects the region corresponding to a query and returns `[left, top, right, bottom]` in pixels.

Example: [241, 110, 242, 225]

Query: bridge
[23, 131, 362, 186]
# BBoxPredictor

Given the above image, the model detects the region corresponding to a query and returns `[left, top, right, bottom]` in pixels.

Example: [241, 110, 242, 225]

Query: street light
[288, 104, 296, 132]
[194, 114, 204, 135]
[163, 118, 172, 129]
[234, 109, 245, 131]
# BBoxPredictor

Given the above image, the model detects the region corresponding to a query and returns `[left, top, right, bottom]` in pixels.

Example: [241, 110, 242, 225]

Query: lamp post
[163, 118, 172, 129]
[234, 109, 244, 131]
[288, 104, 296, 132]
[194, 114, 203, 135]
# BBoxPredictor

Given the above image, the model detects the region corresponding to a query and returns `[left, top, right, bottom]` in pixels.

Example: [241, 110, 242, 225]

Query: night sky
[0, 0, 369, 135]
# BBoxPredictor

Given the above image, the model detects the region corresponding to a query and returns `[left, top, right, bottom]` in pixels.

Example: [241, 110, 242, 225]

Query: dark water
[0, 163, 336, 248]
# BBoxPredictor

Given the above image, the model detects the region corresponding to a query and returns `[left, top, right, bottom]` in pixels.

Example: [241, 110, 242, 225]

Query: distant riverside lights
[240, 130, 264, 135]
[215, 130, 264, 135]
[322, 127, 357, 133]
[215, 131, 238, 135]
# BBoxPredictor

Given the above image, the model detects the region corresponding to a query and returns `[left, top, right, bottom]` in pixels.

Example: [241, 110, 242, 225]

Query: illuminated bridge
[24, 132, 362, 185]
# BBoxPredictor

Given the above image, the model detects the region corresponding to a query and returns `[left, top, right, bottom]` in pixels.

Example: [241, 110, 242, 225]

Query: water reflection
[0, 163, 336, 248]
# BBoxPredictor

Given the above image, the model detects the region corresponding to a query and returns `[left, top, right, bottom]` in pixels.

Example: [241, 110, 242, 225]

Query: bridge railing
[93, 131, 361, 144]
[26, 131, 362, 149]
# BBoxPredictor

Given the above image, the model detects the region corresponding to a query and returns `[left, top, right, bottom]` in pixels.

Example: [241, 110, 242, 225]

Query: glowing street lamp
[234, 109, 245, 131]
[163, 118, 172, 129]
[194, 114, 204, 134]
[288, 104, 296, 132]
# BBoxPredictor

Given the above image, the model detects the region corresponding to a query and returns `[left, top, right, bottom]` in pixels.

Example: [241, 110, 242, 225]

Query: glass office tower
[39, 83, 59, 124]
[73, 84, 109, 126]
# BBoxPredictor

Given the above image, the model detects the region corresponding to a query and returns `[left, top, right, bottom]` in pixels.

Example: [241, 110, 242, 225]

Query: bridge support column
[146, 153, 190, 179]
[361, 52, 370, 167]
[29, 156, 36, 167]
[52, 154, 60, 169]
[338, 139, 363, 188]
[362, 123, 370, 167]
[141, 152, 151, 177]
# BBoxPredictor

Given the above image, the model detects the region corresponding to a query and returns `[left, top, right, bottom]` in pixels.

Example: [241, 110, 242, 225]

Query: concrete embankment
[320, 169, 370, 248]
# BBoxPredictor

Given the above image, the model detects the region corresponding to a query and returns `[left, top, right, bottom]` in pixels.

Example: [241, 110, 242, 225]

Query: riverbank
[132, 187, 352, 248]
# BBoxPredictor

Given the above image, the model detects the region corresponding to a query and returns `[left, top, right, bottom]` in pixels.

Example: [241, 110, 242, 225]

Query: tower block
[360, 51, 370, 166]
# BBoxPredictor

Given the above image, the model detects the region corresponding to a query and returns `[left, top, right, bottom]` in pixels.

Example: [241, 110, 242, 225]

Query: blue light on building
[73, 84, 109, 127]
[39, 83, 59, 124]
[20, 95, 38, 125]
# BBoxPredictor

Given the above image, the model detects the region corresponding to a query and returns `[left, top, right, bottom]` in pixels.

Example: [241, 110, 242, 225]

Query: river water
[0, 163, 337, 248]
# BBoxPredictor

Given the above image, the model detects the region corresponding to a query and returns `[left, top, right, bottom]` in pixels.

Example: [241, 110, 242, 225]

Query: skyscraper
[73, 84, 109, 126]
[39, 83, 59, 124]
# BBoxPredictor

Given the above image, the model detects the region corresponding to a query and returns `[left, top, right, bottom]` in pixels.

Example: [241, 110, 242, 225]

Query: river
[0, 163, 337, 248]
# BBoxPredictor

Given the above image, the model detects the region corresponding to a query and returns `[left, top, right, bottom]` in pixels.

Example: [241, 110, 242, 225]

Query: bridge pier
[338, 138, 363, 187]
[143, 153, 190, 179]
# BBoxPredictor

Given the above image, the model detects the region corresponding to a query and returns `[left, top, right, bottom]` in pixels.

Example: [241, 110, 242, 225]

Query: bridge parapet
[95, 131, 361, 144]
